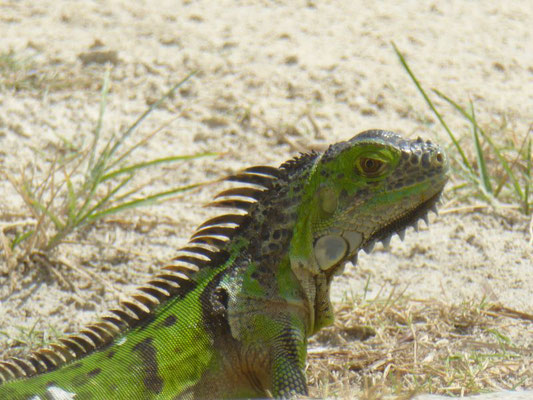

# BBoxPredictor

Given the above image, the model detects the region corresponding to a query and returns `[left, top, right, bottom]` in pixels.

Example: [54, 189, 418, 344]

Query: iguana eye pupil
[359, 157, 384, 176]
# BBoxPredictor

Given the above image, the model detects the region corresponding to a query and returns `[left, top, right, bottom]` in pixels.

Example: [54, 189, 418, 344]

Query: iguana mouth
[362, 189, 443, 253]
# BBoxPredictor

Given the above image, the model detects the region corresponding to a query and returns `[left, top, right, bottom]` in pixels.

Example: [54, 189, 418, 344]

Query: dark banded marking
[133, 338, 163, 394]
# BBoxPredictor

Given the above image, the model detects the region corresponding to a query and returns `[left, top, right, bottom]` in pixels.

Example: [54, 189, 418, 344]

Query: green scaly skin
[0, 130, 449, 399]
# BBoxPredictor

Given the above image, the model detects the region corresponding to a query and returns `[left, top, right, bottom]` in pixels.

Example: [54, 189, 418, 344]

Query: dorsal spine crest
[0, 164, 283, 383]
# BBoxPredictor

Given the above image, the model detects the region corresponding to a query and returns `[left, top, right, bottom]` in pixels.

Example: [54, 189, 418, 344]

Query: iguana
[0, 129, 448, 399]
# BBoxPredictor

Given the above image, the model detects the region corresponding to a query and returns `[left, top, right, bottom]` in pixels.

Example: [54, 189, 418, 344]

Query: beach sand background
[0, 1, 531, 398]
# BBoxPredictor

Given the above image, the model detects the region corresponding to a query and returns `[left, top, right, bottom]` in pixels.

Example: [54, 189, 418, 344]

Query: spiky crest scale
[214, 187, 265, 200]
[191, 225, 238, 240]
[0, 164, 283, 383]
[279, 150, 319, 172]
[197, 214, 249, 229]
[189, 235, 228, 248]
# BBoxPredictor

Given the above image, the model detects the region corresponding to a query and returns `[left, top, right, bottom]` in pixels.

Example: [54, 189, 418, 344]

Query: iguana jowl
[0, 130, 449, 399]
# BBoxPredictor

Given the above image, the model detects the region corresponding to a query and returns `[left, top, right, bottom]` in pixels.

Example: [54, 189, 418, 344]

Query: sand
[0, 0, 531, 398]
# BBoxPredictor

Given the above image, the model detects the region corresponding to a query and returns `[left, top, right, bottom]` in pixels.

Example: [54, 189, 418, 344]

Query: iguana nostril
[432, 150, 446, 167]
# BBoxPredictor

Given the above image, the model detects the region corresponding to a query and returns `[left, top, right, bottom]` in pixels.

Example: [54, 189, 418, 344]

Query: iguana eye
[358, 157, 386, 177]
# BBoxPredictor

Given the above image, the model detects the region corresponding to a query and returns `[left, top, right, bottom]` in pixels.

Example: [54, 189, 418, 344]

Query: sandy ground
[0, 0, 531, 398]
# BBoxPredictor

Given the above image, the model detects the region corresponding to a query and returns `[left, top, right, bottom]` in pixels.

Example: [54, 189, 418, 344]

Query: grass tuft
[308, 292, 533, 399]
[393, 43, 531, 215]
[1, 70, 216, 274]
[0, 320, 61, 357]
[0, 49, 98, 92]
[0, 49, 63, 92]
[0, 50, 39, 91]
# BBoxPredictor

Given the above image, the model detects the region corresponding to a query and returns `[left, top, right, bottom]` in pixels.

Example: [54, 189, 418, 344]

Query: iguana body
[0, 130, 448, 399]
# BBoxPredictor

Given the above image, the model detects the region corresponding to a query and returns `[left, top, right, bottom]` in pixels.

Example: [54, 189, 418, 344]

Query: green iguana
[0, 130, 449, 399]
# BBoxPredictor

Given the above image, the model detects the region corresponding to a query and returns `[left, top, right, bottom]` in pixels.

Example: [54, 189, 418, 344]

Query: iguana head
[289, 129, 449, 332]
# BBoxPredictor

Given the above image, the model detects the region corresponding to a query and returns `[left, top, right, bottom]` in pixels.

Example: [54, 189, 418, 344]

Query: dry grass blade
[308, 293, 532, 399]
[524, 132, 531, 215]
[469, 100, 493, 195]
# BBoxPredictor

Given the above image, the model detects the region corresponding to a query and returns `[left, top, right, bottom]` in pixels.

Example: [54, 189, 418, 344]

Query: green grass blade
[72, 178, 102, 228]
[107, 114, 180, 172]
[87, 182, 206, 222]
[76, 142, 115, 225]
[433, 89, 524, 201]
[65, 172, 77, 222]
[104, 71, 197, 171]
[45, 176, 132, 250]
[89, 132, 115, 183]
[104, 184, 146, 205]
[101, 152, 217, 182]
[75, 174, 134, 226]
[24, 192, 64, 230]
[392, 42, 474, 172]
[469, 100, 493, 194]
[493, 132, 531, 199]
[11, 229, 34, 250]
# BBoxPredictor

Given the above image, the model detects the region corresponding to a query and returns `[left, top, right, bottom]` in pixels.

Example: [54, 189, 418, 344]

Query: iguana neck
[217, 154, 324, 343]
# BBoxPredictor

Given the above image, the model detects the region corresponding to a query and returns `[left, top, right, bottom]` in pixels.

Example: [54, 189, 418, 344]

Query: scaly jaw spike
[397, 229, 406, 241]
[412, 221, 419, 232]
[430, 204, 439, 215]
[363, 241, 375, 254]
[381, 236, 391, 248]
[422, 213, 429, 226]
